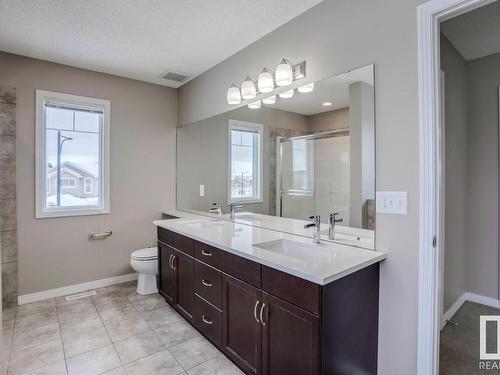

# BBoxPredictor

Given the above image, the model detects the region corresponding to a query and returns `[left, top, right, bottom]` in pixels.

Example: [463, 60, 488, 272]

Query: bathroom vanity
[154, 216, 385, 375]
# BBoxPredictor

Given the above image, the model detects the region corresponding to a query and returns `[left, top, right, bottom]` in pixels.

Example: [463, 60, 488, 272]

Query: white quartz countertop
[154, 211, 385, 285]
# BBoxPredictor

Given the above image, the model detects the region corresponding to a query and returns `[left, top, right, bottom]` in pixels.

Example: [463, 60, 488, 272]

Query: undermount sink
[320, 230, 373, 246]
[253, 239, 328, 258]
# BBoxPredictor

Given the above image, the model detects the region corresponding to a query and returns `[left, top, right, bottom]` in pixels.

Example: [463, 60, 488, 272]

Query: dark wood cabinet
[157, 226, 380, 375]
[261, 291, 320, 375]
[158, 242, 175, 305]
[172, 248, 195, 321]
[222, 274, 262, 375]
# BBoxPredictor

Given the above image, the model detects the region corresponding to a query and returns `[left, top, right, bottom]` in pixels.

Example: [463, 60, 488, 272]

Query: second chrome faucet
[304, 215, 321, 243]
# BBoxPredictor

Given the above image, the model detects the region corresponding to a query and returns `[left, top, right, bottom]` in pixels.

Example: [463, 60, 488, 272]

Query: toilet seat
[131, 247, 158, 261]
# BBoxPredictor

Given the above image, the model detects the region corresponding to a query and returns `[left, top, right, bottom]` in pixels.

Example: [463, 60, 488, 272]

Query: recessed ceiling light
[322, 101, 333, 107]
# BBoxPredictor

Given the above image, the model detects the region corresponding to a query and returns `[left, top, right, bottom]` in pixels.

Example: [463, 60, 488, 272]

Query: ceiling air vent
[160, 70, 190, 83]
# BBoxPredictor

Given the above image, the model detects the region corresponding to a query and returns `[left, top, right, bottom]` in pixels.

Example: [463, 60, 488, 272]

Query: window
[36, 90, 110, 218]
[228, 120, 263, 204]
[60, 178, 76, 188]
[84, 178, 93, 194]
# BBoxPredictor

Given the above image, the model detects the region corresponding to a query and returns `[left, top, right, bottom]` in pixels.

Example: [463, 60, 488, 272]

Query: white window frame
[60, 177, 76, 188]
[35, 90, 110, 218]
[84, 177, 93, 194]
[227, 119, 263, 205]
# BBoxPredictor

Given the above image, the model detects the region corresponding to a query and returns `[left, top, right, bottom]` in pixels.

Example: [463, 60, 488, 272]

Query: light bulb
[248, 100, 261, 109]
[226, 83, 241, 104]
[262, 95, 276, 105]
[279, 89, 294, 99]
[275, 58, 293, 86]
[258, 68, 274, 93]
[322, 101, 333, 107]
[297, 82, 314, 93]
[241, 76, 257, 100]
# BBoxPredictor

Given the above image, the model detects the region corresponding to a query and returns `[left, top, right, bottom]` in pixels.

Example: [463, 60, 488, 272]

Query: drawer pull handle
[254, 300, 260, 323]
[201, 279, 212, 287]
[201, 249, 212, 257]
[168, 254, 173, 269]
[202, 315, 213, 325]
[260, 303, 266, 326]
[171, 255, 176, 270]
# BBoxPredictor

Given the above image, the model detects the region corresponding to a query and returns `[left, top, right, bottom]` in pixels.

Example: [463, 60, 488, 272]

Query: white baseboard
[17, 273, 138, 305]
[441, 292, 500, 330]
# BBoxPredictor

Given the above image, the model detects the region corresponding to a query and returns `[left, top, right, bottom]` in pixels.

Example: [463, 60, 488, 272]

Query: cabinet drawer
[195, 260, 222, 309]
[157, 227, 173, 246]
[194, 295, 222, 347]
[262, 265, 321, 315]
[194, 241, 261, 288]
[173, 233, 194, 256]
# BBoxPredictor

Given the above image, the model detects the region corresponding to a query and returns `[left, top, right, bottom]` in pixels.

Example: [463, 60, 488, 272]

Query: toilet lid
[131, 247, 158, 261]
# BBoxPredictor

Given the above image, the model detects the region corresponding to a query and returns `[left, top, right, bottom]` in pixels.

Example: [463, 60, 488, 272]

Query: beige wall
[0, 52, 177, 296]
[308, 108, 349, 132]
[178, 0, 423, 372]
[466, 52, 500, 299]
[440, 36, 468, 311]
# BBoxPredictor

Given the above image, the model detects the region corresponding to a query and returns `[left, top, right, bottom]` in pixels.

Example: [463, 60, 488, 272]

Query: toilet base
[136, 273, 158, 295]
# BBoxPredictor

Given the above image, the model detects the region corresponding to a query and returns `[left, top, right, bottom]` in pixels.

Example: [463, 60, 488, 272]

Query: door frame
[416, 0, 495, 374]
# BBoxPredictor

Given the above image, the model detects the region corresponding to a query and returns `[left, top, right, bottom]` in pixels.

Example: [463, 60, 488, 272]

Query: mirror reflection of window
[228, 120, 263, 204]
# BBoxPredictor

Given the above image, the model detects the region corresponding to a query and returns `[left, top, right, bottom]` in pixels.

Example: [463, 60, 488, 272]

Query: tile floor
[0, 281, 244, 375]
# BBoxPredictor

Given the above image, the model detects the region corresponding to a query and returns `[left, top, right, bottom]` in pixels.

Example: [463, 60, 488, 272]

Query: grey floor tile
[168, 336, 219, 370]
[130, 294, 166, 313]
[12, 321, 61, 351]
[62, 326, 111, 358]
[17, 299, 56, 314]
[66, 344, 121, 375]
[114, 330, 164, 364]
[103, 316, 151, 342]
[29, 360, 68, 375]
[141, 305, 182, 330]
[187, 354, 243, 375]
[125, 349, 184, 375]
[57, 298, 98, 322]
[60, 313, 103, 338]
[101, 367, 127, 375]
[93, 295, 130, 312]
[8, 339, 64, 375]
[154, 320, 199, 348]
[98, 302, 140, 322]
[15, 308, 58, 330]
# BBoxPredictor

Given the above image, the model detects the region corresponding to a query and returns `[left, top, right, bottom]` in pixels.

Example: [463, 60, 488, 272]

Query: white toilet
[130, 247, 158, 295]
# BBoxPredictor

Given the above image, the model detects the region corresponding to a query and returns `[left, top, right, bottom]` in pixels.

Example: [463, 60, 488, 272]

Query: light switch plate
[376, 191, 408, 215]
[199, 184, 205, 197]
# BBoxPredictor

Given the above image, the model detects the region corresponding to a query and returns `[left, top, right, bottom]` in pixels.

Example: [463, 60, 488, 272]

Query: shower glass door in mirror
[176, 64, 375, 248]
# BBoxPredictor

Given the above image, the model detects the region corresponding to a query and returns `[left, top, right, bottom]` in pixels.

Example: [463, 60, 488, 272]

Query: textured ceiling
[0, 0, 322, 87]
[441, 0, 500, 61]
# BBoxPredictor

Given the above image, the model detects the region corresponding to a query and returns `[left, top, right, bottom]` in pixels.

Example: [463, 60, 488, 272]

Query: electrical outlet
[199, 184, 205, 197]
[376, 191, 407, 215]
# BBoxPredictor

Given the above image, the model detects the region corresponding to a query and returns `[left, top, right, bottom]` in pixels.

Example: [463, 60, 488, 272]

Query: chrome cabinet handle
[202, 315, 213, 325]
[171, 255, 176, 270]
[254, 300, 260, 323]
[168, 254, 173, 269]
[201, 279, 212, 287]
[260, 303, 266, 326]
[201, 249, 212, 257]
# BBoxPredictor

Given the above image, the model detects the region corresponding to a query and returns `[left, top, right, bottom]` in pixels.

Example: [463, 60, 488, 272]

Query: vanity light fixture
[322, 101, 333, 107]
[226, 83, 241, 105]
[248, 100, 261, 109]
[241, 76, 257, 100]
[257, 68, 274, 93]
[279, 89, 294, 99]
[297, 82, 314, 93]
[226, 59, 306, 105]
[275, 58, 293, 86]
[262, 95, 276, 105]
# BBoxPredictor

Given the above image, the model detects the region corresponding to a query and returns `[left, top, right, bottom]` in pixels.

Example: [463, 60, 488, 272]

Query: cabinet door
[222, 274, 261, 375]
[172, 248, 195, 321]
[158, 242, 175, 306]
[261, 291, 320, 375]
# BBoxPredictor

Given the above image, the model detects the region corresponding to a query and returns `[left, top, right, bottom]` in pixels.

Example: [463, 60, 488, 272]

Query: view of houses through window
[44, 103, 101, 209]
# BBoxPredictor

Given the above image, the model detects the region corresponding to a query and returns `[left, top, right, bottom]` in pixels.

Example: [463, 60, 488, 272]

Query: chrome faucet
[229, 203, 243, 220]
[209, 202, 223, 220]
[304, 215, 321, 243]
[328, 212, 343, 240]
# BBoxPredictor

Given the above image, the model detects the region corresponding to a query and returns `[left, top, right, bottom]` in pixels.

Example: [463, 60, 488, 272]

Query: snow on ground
[47, 194, 98, 207]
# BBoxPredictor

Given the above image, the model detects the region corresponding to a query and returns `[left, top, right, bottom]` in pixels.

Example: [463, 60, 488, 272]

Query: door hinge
[432, 235, 437, 248]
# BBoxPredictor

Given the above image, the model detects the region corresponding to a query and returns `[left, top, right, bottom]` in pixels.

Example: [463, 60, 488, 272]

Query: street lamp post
[56, 130, 73, 207]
